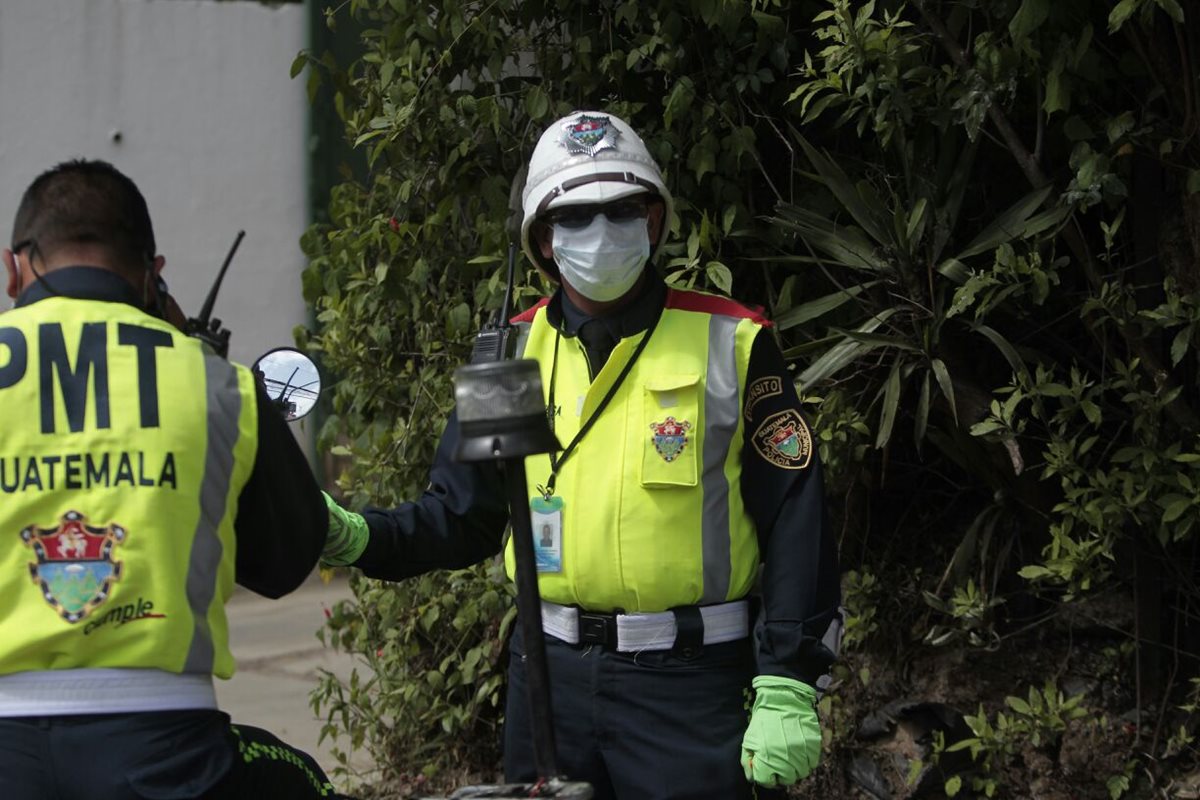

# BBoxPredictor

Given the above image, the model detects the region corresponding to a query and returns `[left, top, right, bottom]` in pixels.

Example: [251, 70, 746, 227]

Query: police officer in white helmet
[322, 111, 841, 798]
[519, 112, 674, 314]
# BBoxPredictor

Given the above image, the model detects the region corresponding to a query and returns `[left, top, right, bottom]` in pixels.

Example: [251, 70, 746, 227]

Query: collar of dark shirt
[15, 265, 145, 309]
[547, 269, 667, 345]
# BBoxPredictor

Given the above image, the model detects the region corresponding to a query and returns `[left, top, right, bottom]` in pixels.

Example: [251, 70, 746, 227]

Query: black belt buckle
[578, 612, 616, 647]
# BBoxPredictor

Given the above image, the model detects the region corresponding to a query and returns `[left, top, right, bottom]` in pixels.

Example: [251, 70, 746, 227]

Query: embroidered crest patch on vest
[650, 416, 692, 462]
[559, 114, 619, 157]
[752, 410, 813, 470]
[21, 510, 126, 623]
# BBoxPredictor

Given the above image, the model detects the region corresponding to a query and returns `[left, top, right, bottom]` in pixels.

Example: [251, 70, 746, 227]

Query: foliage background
[299, 0, 1200, 796]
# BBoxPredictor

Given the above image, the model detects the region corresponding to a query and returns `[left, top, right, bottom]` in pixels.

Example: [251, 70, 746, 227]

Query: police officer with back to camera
[321, 112, 842, 799]
[0, 159, 341, 799]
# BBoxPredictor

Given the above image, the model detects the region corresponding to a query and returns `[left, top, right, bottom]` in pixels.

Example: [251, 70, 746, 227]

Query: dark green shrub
[299, 0, 1200, 795]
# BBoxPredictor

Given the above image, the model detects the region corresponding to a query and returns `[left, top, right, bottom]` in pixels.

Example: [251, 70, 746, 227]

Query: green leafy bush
[298, 1, 830, 791]
[778, 0, 1200, 791]
[313, 565, 514, 789]
[299, 0, 1200, 795]
[945, 682, 1089, 796]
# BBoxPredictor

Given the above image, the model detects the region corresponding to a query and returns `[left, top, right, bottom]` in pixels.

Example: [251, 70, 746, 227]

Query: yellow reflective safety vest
[0, 294, 257, 679]
[506, 288, 768, 612]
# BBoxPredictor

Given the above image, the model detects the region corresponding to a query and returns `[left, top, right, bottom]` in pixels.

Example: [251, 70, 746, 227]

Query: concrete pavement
[215, 570, 365, 779]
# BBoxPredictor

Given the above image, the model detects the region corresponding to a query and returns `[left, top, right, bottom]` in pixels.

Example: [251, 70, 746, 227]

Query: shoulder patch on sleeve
[751, 409, 813, 470]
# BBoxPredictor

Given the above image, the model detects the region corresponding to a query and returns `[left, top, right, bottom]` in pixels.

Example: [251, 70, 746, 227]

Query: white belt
[0, 668, 217, 716]
[540, 599, 750, 652]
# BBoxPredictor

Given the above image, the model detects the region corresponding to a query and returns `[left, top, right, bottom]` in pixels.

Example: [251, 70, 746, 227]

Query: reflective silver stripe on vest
[700, 315, 742, 604]
[183, 353, 242, 673]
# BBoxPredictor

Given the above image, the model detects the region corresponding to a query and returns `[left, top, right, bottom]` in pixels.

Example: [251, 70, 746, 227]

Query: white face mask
[552, 216, 650, 302]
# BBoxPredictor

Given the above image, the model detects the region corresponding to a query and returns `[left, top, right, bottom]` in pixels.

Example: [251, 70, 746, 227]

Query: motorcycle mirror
[251, 347, 321, 422]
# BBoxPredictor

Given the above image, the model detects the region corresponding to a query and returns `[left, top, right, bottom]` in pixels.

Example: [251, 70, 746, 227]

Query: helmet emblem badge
[559, 114, 620, 157]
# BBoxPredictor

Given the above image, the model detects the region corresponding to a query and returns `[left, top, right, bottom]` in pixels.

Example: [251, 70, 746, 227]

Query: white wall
[0, 0, 309, 370]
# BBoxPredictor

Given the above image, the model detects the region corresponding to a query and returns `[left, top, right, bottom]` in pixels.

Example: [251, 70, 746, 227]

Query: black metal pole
[502, 459, 559, 781]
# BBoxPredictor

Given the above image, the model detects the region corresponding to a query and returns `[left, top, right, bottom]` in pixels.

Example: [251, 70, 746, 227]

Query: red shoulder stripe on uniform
[510, 297, 550, 324]
[664, 288, 773, 327]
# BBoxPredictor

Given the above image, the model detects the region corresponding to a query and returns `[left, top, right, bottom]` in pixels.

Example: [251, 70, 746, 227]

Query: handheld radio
[469, 241, 519, 363]
[470, 163, 527, 364]
[184, 230, 245, 358]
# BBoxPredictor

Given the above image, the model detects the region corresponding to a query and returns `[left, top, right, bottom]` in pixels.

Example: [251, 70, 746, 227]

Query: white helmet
[520, 111, 674, 279]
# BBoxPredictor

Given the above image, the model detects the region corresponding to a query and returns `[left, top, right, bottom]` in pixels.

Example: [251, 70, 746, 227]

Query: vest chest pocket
[641, 373, 700, 488]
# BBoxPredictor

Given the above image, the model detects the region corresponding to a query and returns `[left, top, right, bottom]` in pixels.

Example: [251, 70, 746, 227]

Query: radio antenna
[197, 230, 245, 325]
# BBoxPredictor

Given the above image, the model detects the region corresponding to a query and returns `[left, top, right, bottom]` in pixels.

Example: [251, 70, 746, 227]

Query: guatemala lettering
[0, 322, 173, 434]
[0, 451, 178, 493]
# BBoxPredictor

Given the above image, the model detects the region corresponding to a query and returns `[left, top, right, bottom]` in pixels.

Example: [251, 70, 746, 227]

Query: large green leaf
[905, 197, 930, 250]
[936, 258, 972, 285]
[955, 185, 1056, 260]
[972, 324, 1030, 382]
[834, 330, 922, 351]
[781, 333, 845, 359]
[915, 370, 931, 446]
[771, 205, 886, 271]
[931, 136, 980, 263]
[795, 133, 892, 246]
[1107, 0, 1140, 32]
[797, 309, 899, 388]
[876, 358, 904, 449]
[774, 282, 880, 330]
[796, 339, 874, 389]
[1009, 0, 1051, 42]
[930, 357, 958, 426]
[1019, 204, 1073, 239]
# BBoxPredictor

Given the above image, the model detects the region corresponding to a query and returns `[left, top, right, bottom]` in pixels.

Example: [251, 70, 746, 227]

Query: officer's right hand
[321, 492, 369, 567]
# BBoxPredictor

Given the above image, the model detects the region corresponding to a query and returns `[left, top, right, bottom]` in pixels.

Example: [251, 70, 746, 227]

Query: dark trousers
[0, 710, 341, 799]
[503, 629, 785, 800]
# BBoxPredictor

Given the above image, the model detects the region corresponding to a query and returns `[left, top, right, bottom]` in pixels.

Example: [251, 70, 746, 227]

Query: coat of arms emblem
[21, 511, 126, 623]
[770, 424, 802, 458]
[650, 416, 692, 462]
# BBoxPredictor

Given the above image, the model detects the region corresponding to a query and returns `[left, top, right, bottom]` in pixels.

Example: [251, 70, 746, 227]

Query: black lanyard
[537, 309, 662, 499]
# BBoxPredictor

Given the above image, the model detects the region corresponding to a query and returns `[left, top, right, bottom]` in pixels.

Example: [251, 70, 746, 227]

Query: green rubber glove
[321, 491, 369, 567]
[740, 675, 821, 787]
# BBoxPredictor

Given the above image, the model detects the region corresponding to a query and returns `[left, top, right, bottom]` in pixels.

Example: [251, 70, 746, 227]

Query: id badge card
[530, 495, 564, 573]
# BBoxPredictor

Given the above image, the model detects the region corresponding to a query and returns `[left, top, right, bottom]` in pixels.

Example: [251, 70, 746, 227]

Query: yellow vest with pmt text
[0, 296, 257, 678]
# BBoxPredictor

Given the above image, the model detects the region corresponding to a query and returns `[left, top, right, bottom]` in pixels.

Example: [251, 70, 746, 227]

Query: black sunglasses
[543, 198, 652, 230]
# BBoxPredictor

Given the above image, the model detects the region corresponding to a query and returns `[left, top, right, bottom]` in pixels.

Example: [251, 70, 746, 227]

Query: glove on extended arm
[740, 675, 821, 787]
[321, 491, 369, 567]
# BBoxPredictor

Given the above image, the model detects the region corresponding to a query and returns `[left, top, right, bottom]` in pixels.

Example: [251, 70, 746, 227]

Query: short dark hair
[11, 159, 157, 274]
